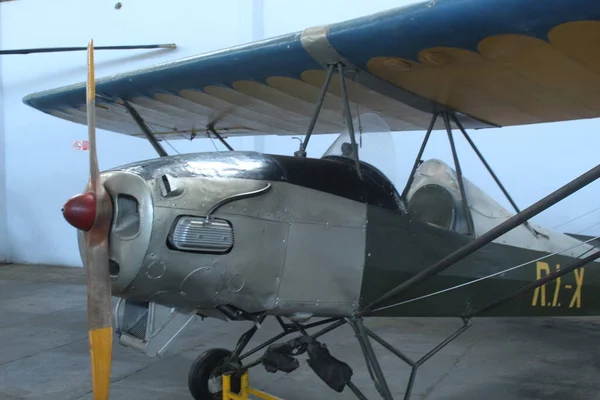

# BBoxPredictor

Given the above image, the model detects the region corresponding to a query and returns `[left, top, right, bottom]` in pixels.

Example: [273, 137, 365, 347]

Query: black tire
[188, 348, 241, 400]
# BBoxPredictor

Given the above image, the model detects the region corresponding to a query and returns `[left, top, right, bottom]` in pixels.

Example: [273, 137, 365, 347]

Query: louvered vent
[168, 216, 234, 253]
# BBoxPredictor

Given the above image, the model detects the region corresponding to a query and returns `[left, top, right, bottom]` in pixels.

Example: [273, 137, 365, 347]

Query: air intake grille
[126, 311, 148, 340]
[169, 216, 234, 253]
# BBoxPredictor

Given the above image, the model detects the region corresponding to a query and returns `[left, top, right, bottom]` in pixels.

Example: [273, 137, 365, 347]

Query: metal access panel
[276, 222, 366, 316]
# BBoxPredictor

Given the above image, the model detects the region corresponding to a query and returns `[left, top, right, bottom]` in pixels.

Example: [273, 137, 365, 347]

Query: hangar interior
[1, 0, 600, 399]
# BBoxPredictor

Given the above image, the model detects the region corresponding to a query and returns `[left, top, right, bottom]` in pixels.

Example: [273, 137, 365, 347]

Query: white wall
[1, 0, 598, 267]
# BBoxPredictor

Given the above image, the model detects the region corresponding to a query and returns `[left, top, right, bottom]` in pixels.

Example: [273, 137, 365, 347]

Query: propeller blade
[84, 39, 114, 400]
[87, 40, 99, 190]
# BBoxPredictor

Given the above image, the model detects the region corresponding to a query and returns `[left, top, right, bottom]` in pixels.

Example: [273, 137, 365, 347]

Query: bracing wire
[209, 137, 220, 152]
[373, 234, 600, 312]
[164, 140, 180, 155]
[577, 220, 600, 234]
[553, 205, 600, 229]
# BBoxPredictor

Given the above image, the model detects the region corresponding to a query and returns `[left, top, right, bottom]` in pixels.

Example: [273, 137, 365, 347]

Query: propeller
[61, 40, 114, 400]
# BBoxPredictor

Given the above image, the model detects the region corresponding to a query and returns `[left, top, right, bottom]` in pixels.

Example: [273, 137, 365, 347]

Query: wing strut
[337, 63, 363, 179]
[122, 100, 168, 157]
[449, 113, 543, 237]
[295, 64, 335, 158]
[400, 112, 438, 202]
[207, 124, 235, 151]
[295, 62, 363, 178]
[442, 112, 476, 236]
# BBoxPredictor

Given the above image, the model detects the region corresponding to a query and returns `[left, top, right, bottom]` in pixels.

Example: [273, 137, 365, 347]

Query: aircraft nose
[72, 170, 154, 297]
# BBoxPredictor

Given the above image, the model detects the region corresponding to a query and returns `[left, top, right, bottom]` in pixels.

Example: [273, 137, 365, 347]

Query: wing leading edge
[23, 0, 600, 140]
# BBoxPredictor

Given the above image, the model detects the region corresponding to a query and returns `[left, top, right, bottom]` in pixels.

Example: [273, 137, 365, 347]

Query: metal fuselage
[84, 151, 600, 323]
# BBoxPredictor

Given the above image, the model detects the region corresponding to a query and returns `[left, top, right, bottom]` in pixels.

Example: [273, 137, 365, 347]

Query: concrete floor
[1, 264, 600, 400]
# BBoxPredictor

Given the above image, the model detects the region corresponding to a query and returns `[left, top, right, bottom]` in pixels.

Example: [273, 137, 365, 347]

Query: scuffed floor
[1, 264, 599, 400]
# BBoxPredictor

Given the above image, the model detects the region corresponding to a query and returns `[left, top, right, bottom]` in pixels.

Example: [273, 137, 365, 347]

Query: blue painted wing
[23, 0, 600, 139]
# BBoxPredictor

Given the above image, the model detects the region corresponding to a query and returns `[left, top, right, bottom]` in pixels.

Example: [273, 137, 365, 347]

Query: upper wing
[23, 0, 600, 140]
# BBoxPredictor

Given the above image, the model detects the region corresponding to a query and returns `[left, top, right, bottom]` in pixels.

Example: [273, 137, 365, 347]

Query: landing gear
[188, 348, 241, 400]
[195, 315, 471, 400]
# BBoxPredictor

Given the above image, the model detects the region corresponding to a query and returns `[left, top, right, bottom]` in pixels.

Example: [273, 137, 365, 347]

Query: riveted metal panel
[268, 183, 368, 317]
[276, 222, 366, 316]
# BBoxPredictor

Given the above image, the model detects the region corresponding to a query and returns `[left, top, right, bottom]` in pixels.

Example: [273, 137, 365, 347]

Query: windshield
[322, 112, 399, 187]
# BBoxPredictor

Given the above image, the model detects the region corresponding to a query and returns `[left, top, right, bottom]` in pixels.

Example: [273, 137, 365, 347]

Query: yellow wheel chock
[222, 371, 283, 400]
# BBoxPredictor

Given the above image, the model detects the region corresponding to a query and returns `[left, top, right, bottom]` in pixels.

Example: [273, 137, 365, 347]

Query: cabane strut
[122, 100, 168, 157]
[294, 62, 363, 178]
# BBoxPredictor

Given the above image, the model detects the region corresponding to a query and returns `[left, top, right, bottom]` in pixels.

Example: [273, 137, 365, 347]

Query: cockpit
[319, 112, 466, 234]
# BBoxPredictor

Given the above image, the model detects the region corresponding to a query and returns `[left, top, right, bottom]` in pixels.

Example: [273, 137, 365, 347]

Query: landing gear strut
[186, 316, 344, 399]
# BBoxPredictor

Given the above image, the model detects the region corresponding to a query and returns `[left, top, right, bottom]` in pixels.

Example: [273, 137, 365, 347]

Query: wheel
[188, 348, 241, 400]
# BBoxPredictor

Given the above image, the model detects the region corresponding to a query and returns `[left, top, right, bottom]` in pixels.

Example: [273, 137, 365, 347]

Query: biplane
[22, 0, 600, 399]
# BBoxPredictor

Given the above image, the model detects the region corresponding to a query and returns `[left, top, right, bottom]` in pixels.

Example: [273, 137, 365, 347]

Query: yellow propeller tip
[89, 327, 113, 400]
